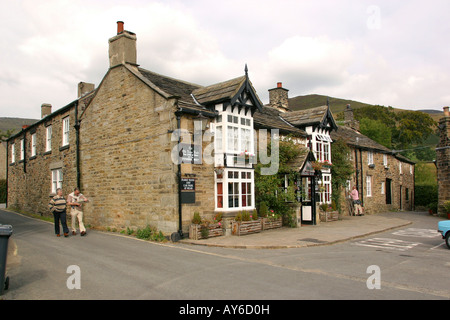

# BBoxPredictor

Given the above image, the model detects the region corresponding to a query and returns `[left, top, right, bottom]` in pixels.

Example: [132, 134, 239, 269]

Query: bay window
[215, 169, 254, 211]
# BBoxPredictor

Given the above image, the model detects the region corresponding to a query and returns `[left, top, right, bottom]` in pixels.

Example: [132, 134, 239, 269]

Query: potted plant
[214, 166, 224, 179]
[189, 212, 224, 240]
[428, 202, 438, 216]
[319, 203, 338, 222]
[231, 210, 262, 236]
[263, 209, 283, 230]
[258, 202, 282, 230]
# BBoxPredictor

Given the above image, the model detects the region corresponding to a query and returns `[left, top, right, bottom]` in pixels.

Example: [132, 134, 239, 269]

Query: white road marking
[392, 228, 441, 238]
[354, 238, 422, 251]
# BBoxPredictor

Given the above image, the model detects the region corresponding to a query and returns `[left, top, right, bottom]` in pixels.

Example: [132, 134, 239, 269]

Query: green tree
[331, 138, 354, 214]
[359, 118, 392, 148]
[393, 110, 436, 149]
[255, 137, 301, 226]
[0, 129, 15, 141]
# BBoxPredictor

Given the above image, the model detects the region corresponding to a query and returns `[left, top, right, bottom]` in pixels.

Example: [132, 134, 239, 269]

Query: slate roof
[138, 67, 202, 103]
[331, 125, 391, 153]
[280, 105, 329, 127]
[331, 125, 415, 164]
[191, 76, 246, 105]
[253, 106, 307, 137]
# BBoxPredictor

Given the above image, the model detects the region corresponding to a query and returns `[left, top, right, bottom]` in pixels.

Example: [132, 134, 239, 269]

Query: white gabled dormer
[191, 66, 263, 212]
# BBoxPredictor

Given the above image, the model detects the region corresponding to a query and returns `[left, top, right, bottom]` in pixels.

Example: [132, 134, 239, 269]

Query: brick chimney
[41, 103, 52, 119]
[108, 21, 137, 68]
[444, 106, 449, 117]
[268, 82, 290, 113]
[344, 104, 360, 131]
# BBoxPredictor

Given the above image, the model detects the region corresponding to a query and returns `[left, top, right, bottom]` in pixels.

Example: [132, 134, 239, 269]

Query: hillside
[0, 117, 39, 136]
[288, 94, 444, 121]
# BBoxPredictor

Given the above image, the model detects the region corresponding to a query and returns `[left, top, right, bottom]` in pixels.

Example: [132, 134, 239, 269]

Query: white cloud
[0, 0, 449, 119]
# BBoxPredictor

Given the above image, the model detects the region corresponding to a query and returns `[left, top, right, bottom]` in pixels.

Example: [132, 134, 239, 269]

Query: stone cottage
[331, 105, 415, 214]
[7, 22, 318, 236]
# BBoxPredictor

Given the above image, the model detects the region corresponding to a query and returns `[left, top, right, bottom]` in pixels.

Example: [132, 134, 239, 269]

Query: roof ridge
[137, 67, 203, 89]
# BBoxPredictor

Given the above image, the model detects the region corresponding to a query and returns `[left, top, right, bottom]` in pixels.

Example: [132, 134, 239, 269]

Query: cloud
[1, 0, 449, 119]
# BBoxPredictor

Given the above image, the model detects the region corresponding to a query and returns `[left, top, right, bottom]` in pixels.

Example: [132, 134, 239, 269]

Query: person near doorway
[67, 187, 89, 236]
[350, 186, 363, 216]
[48, 188, 69, 237]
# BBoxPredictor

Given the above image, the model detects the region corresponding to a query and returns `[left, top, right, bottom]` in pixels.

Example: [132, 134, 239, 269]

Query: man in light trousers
[67, 187, 89, 236]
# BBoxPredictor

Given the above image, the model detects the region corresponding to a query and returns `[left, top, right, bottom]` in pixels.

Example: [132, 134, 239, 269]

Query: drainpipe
[175, 110, 183, 239]
[5, 141, 8, 208]
[359, 148, 364, 206]
[74, 101, 81, 188]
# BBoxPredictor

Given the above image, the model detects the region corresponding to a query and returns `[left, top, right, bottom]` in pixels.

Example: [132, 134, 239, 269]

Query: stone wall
[436, 111, 450, 215]
[7, 107, 77, 215]
[342, 148, 414, 214]
[79, 65, 180, 234]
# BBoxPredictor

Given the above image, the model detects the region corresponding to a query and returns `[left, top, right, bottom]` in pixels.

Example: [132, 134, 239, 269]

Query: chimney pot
[117, 21, 124, 34]
[22, 125, 29, 130]
[277, 82, 282, 88]
[109, 21, 137, 67]
[444, 106, 449, 117]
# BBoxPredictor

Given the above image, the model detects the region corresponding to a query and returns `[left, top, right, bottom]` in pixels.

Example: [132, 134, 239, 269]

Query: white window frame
[20, 139, 24, 160]
[399, 162, 402, 174]
[383, 154, 388, 167]
[215, 168, 254, 211]
[62, 116, 70, 146]
[319, 174, 331, 204]
[221, 107, 254, 155]
[31, 133, 36, 157]
[410, 164, 413, 175]
[366, 176, 372, 197]
[46, 125, 52, 152]
[323, 142, 330, 162]
[368, 151, 374, 165]
[381, 181, 385, 195]
[51, 168, 63, 194]
[10, 143, 15, 163]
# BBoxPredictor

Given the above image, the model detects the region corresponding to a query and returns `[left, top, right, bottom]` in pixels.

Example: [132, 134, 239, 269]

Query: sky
[1, 0, 449, 119]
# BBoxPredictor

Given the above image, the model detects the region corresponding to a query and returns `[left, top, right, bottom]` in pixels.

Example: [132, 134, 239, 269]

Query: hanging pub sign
[178, 143, 202, 164]
[181, 178, 196, 204]
[301, 160, 315, 176]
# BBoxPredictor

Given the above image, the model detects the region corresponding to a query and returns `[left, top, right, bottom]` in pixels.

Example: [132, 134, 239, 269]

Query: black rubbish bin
[0, 224, 13, 295]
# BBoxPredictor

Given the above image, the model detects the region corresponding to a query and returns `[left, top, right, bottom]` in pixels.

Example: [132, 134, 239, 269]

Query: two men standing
[49, 187, 89, 237]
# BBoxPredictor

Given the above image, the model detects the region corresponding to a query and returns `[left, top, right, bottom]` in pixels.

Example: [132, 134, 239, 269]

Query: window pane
[217, 182, 223, 208]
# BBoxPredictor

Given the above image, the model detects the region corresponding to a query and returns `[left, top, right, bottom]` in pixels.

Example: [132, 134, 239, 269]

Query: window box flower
[189, 212, 224, 240]
[231, 210, 261, 236]
[262, 210, 282, 230]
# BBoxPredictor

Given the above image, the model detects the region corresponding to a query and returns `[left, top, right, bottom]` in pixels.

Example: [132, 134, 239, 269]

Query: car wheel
[446, 232, 450, 249]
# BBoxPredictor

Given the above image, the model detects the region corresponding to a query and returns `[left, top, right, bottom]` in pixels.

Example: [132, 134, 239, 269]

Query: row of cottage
[6, 22, 415, 237]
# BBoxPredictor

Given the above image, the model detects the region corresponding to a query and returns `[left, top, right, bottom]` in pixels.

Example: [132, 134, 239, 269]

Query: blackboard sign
[181, 178, 196, 204]
[178, 143, 202, 164]
[181, 178, 195, 191]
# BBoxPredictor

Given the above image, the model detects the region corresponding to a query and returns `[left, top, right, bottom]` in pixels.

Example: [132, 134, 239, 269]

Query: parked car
[438, 220, 450, 249]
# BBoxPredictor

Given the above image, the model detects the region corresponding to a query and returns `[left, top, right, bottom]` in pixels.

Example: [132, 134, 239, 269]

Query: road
[1, 209, 449, 301]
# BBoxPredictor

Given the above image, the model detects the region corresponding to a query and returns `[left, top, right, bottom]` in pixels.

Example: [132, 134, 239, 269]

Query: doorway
[385, 178, 392, 205]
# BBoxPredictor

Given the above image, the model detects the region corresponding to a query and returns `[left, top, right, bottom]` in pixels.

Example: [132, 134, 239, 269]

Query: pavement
[179, 213, 413, 249]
